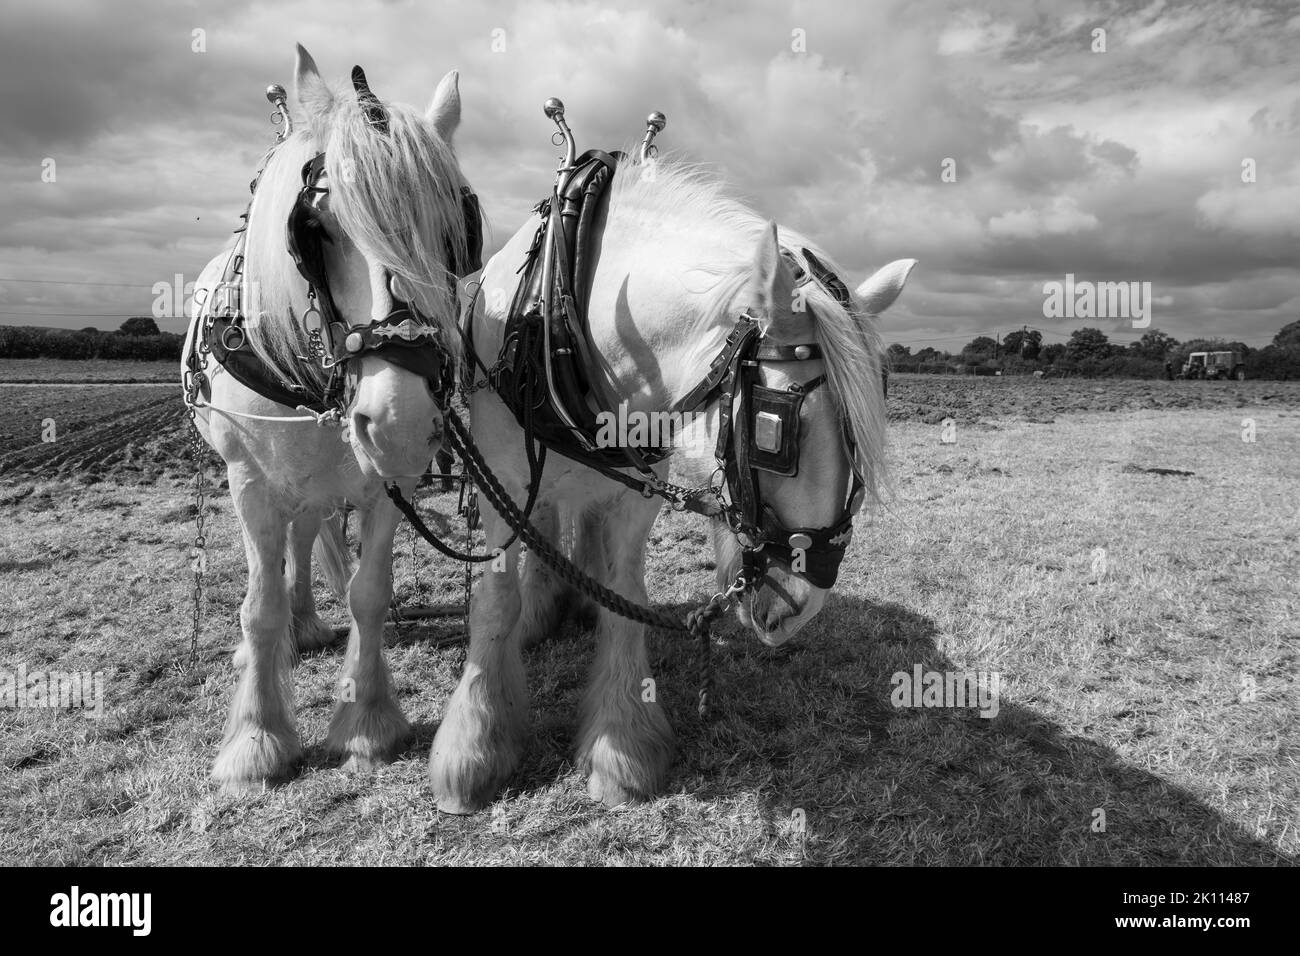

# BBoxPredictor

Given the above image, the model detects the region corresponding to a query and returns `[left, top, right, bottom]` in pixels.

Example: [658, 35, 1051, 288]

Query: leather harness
[466, 155, 872, 589]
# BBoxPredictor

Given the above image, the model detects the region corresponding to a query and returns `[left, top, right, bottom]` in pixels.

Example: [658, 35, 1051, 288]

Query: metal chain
[651, 474, 723, 511]
[179, 107, 294, 668]
[458, 479, 479, 638]
[187, 406, 208, 667]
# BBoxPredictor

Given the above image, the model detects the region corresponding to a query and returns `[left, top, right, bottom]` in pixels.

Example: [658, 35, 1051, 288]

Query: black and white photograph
[0, 0, 1293, 908]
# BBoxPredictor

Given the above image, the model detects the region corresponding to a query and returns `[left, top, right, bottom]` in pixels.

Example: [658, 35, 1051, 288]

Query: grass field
[1, 401, 1295, 865]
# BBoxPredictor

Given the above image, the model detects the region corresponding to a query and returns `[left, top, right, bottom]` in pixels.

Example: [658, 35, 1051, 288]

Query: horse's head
[713, 222, 915, 646]
[244, 45, 477, 479]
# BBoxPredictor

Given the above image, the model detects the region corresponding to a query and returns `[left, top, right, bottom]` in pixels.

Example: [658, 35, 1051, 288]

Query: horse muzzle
[733, 564, 828, 646]
[347, 357, 444, 479]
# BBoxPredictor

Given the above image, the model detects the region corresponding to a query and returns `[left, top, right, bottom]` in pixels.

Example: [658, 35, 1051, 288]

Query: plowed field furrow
[2, 376, 1298, 484]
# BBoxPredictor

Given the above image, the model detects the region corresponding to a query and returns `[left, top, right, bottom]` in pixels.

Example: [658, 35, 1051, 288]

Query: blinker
[747, 384, 804, 476]
[788, 533, 812, 550]
[345, 332, 363, 353]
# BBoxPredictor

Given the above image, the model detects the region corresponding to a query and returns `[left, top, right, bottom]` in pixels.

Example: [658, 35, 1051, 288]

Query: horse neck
[586, 226, 750, 412]
[581, 224, 762, 484]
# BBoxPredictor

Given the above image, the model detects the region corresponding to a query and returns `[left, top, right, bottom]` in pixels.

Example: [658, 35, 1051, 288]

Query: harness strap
[730, 360, 761, 531]
[751, 342, 823, 362]
[671, 315, 763, 415]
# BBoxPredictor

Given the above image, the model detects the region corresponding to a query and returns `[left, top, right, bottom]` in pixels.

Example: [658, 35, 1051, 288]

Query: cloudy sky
[2, 0, 1297, 350]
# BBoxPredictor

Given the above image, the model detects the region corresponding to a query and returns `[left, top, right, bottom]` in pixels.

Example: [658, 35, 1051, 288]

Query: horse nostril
[352, 413, 375, 446]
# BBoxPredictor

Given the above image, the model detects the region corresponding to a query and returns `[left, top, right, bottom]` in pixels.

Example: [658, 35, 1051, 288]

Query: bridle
[701, 247, 866, 591]
[281, 66, 482, 411]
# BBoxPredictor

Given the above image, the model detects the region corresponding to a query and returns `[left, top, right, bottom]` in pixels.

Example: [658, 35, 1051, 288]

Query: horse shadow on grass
[300, 592, 1288, 865]
[642, 592, 1291, 865]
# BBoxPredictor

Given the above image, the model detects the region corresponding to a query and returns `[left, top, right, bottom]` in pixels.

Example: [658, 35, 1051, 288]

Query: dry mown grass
[0, 406, 1296, 865]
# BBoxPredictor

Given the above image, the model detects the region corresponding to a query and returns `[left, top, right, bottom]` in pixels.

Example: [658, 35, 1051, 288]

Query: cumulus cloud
[988, 196, 1101, 239]
[0, 0, 1297, 347]
[1196, 182, 1300, 237]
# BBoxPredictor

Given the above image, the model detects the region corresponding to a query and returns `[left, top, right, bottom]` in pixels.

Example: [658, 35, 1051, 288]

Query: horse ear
[745, 220, 796, 314]
[427, 70, 461, 140]
[294, 43, 334, 124]
[854, 258, 917, 314]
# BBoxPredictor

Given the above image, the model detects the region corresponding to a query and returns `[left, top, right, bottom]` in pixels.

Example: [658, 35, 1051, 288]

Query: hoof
[578, 718, 673, 809]
[428, 667, 528, 813]
[326, 701, 411, 769]
[212, 726, 300, 791]
[428, 746, 511, 815]
[586, 772, 650, 808]
[435, 793, 488, 816]
[340, 753, 385, 773]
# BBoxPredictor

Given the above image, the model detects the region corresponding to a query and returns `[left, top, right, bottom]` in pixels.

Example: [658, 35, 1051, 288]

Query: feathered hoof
[579, 723, 673, 808]
[428, 743, 516, 815]
[212, 725, 301, 792]
[325, 699, 411, 769]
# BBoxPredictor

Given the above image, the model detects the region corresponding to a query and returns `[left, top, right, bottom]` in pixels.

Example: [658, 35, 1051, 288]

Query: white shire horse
[434, 160, 914, 810]
[183, 45, 477, 790]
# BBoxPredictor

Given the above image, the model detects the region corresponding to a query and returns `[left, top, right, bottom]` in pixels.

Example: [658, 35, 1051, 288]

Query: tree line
[6, 316, 1300, 382]
[0, 318, 183, 361]
[888, 321, 1300, 379]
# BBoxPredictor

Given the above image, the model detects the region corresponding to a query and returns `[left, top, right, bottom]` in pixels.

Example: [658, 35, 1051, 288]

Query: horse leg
[516, 501, 576, 646]
[325, 498, 410, 770]
[566, 506, 604, 630]
[429, 508, 527, 813]
[212, 479, 300, 790]
[286, 513, 340, 654]
[575, 497, 673, 806]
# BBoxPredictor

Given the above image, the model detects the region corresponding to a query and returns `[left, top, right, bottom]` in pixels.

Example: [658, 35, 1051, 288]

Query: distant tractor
[1180, 350, 1246, 380]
